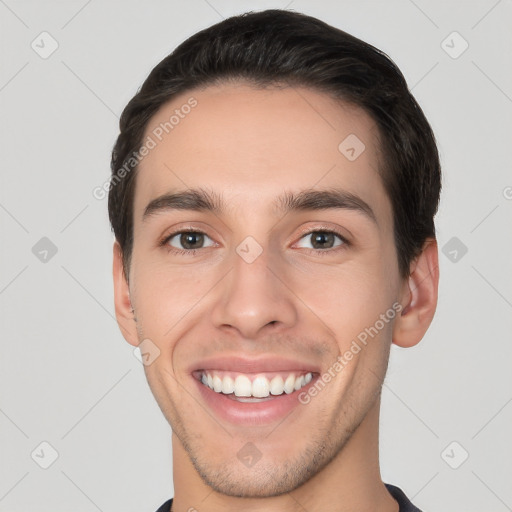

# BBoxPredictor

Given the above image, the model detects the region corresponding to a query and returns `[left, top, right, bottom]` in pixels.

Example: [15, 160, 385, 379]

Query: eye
[295, 229, 348, 252]
[159, 228, 349, 256]
[161, 230, 216, 254]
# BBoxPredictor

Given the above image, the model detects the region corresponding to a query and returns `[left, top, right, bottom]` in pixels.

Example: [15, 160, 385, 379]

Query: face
[124, 83, 405, 497]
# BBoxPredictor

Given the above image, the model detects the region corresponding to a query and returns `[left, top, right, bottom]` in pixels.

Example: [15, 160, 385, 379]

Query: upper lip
[190, 355, 321, 375]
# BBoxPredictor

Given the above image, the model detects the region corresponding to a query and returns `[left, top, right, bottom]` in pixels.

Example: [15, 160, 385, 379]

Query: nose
[210, 244, 298, 339]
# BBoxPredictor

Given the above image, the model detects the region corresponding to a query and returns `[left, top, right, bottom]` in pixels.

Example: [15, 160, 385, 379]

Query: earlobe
[392, 239, 439, 348]
[112, 241, 139, 347]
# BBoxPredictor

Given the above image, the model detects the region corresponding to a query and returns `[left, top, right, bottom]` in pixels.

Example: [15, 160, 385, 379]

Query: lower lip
[194, 377, 315, 426]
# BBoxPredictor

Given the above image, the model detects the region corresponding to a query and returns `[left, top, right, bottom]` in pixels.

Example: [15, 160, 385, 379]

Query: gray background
[1, 1, 511, 511]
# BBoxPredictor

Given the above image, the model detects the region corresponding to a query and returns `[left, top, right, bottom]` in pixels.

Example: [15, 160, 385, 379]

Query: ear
[392, 238, 439, 348]
[113, 241, 139, 347]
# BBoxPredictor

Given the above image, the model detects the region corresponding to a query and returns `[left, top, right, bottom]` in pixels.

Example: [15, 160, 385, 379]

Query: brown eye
[179, 232, 204, 249]
[164, 231, 215, 252]
[296, 230, 346, 251]
[310, 232, 336, 249]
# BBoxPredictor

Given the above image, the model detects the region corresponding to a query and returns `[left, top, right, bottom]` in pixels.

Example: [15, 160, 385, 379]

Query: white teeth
[284, 374, 296, 394]
[200, 371, 313, 397]
[234, 375, 252, 397]
[269, 376, 284, 395]
[221, 375, 235, 394]
[213, 375, 223, 393]
[252, 376, 270, 398]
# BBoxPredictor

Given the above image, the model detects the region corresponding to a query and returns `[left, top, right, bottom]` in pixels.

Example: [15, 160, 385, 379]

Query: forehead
[134, 82, 391, 227]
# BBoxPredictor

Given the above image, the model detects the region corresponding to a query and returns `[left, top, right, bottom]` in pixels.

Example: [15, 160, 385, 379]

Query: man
[109, 9, 440, 512]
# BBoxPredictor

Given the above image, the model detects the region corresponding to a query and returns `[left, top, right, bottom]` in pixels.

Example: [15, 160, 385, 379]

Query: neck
[171, 396, 398, 512]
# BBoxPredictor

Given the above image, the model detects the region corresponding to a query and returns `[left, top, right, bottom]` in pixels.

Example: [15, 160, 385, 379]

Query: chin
[194, 461, 304, 498]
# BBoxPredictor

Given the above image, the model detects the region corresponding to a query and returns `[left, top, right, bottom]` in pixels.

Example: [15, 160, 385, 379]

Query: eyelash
[159, 227, 350, 257]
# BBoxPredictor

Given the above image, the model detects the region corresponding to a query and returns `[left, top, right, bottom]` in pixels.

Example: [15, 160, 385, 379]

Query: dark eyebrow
[143, 188, 223, 220]
[142, 187, 377, 224]
[275, 188, 376, 224]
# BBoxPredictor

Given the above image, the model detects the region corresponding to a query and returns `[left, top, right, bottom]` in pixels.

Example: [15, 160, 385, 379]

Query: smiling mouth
[194, 370, 314, 400]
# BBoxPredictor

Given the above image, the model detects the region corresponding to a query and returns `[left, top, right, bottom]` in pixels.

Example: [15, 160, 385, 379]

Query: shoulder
[154, 498, 173, 512]
[385, 483, 423, 512]
[156, 488, 421, 512]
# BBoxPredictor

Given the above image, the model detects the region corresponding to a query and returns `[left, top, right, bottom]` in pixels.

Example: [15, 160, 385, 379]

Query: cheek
[289, 266, 398, 381]
[131, 257, 223, 349]
[296, 262, 393, 324]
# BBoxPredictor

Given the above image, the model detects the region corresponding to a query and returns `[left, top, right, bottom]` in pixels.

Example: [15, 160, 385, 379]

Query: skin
[113, 82, 439, 512]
